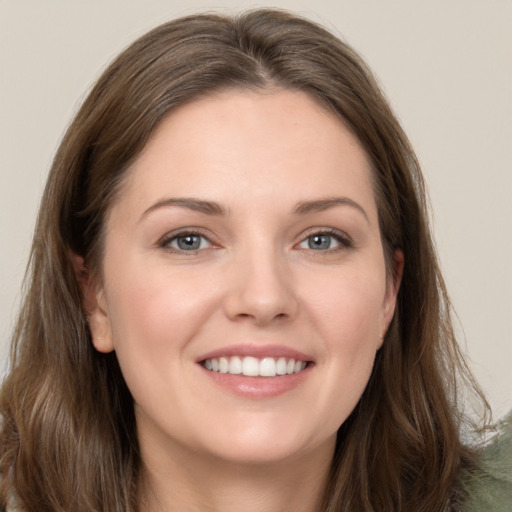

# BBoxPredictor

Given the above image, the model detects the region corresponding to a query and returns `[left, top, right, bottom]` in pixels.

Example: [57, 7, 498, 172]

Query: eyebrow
[140, 198, 228, 220]
[140, 196, 369, 223]
[293, 197, 369, 222]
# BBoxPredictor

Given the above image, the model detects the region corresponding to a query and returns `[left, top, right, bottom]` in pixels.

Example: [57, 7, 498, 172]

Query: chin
[193, 416, 336, 467]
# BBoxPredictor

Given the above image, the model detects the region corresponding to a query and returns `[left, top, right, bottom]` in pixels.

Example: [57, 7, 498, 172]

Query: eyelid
[156, 226, 353, 254]
[295, 227, 353, 250]
[157, 228, 217, 252]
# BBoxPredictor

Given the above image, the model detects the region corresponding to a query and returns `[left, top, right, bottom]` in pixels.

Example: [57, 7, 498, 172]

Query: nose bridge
[223, 235, 298, 324]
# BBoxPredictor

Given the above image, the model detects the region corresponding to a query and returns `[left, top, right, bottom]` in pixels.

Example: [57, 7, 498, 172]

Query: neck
[139, 435, 334, 512]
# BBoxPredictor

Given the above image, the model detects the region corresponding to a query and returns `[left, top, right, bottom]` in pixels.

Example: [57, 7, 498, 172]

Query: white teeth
[219, 357, 229, 374]
[202, 355, 308, 377]
[260, 357, 276, 377]
[276, 357, 287, 375]
[242, 356, 259, 376]
[229, 356, 242, 374]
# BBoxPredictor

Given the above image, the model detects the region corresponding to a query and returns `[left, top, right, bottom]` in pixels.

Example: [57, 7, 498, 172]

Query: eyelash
[159, 230, 214, 253]
[158, 228, 352, 254]
[296, 228, 352, 252]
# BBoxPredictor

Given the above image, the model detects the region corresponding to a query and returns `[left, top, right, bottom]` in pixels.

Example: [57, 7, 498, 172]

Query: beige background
[1, 1, 511, 419]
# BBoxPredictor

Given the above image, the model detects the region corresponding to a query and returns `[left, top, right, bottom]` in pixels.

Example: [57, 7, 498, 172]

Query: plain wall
[1, 0, 511, 418]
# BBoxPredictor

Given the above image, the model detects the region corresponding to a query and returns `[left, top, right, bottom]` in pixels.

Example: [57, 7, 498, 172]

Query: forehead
[115, 88, 377, 221]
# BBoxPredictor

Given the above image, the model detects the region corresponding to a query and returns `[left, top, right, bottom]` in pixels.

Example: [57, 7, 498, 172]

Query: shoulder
[461, 412, 512, 512]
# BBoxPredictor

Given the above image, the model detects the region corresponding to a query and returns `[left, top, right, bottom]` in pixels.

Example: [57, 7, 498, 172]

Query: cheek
[106, 253, 215, 332]
[302, 267, 386, 421]
[307, 267, 386, 348]
[102, 257, 220, 384]
[324, 287, 382, 388]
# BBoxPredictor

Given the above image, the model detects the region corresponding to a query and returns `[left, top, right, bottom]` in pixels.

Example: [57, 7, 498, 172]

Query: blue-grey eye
[169, 234, 210, 251]
[299, 233, 342, 251]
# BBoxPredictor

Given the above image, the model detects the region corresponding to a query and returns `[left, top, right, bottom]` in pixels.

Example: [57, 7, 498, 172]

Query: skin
[85, 89, 402, 512]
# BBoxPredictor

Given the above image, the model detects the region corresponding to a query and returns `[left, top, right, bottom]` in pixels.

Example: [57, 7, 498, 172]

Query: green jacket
[462, 413, 512, 511]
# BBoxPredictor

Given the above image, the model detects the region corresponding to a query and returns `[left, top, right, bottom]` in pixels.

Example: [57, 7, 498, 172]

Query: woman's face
[88, 89, 401, 467]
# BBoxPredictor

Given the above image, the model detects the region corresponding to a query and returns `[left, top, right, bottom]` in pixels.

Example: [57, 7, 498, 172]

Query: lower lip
[198, 365, 313, 399]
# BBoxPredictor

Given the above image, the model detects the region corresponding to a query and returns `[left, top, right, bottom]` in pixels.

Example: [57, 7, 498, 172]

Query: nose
[222, 246, 299, 326]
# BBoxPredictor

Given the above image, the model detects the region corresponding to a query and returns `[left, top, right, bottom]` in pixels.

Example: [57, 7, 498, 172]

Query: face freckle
[88, 88, 400, 469]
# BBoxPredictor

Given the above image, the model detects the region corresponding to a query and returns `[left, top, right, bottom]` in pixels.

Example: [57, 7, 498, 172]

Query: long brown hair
[0, 9, 488, 511]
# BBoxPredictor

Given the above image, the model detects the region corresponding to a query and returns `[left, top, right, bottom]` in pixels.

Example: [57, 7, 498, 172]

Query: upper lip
[195, 344, 314, 363]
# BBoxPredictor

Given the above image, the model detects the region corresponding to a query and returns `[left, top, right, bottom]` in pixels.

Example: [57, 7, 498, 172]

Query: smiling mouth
[201, 356, 308, 377]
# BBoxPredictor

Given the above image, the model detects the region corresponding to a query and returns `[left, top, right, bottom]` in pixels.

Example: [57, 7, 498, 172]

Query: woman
[0, 9, 510, 512]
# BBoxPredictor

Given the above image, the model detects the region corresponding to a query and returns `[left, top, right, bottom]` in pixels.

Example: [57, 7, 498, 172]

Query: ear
[70, 252, 114, 353]
[379, 249, 404, 346]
